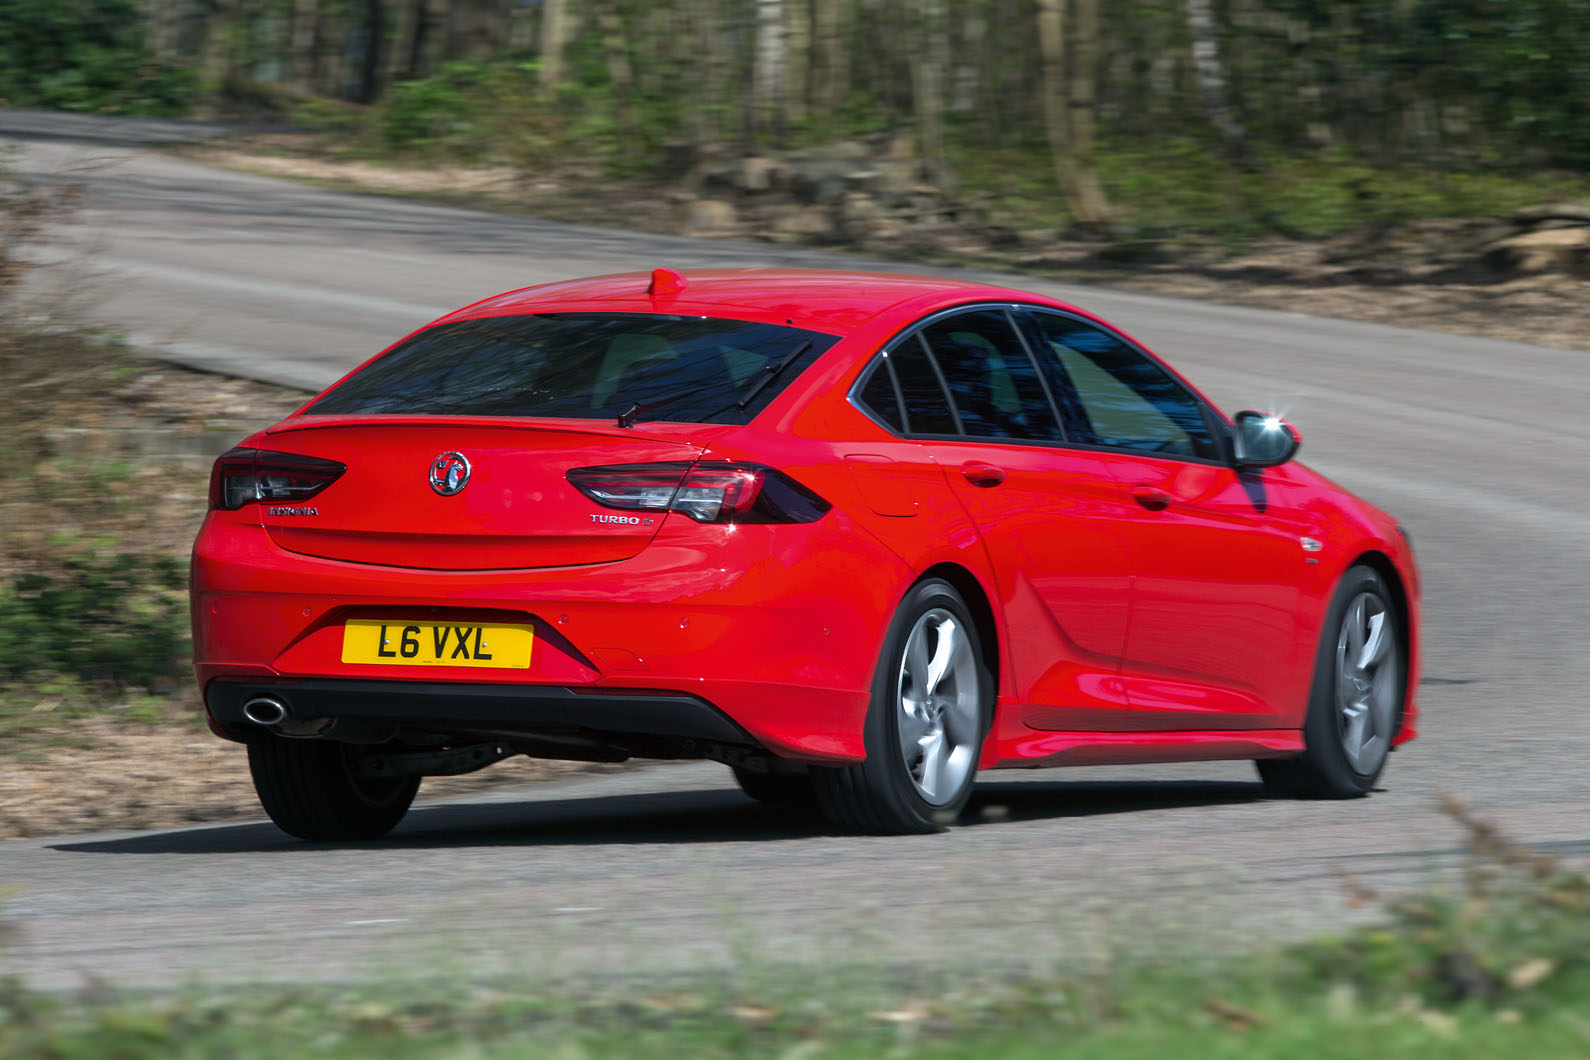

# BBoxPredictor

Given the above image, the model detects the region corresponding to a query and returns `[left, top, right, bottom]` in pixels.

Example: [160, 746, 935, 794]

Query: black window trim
[852, 351, 909, 434]
[845, 301, 1234, 467]
[911, 331, 965, 436]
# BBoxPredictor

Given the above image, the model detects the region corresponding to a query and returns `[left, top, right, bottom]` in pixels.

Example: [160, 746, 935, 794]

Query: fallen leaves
[1203, 998, 1267, 1031]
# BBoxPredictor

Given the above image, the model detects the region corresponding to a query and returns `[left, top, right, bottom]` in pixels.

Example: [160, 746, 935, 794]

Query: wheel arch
[915, 562, 1001, 714]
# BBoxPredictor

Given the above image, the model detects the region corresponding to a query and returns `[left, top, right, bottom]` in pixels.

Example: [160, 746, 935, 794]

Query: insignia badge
[429, 452, 471, 496]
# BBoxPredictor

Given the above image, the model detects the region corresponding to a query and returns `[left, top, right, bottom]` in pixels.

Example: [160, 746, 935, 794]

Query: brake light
[208, 448, 347, 511]
[566, 462, 829, 524]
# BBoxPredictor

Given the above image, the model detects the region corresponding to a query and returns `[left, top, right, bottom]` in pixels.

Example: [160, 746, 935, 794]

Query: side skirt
[988, 729, 1304, 769]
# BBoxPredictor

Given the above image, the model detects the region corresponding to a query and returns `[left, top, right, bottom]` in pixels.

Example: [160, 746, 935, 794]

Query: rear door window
[919, 310, 1062, 442]
[308, 313, 839, 425]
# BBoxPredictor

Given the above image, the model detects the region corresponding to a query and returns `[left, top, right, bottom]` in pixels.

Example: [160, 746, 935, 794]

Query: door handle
[960, 461, 1006, 488]
[1131, 485, 1171, 511]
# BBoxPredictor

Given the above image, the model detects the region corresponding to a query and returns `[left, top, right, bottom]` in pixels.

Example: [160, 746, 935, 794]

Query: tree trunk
[910, 0, 949, 188]
[355, 0, 385, 103]
[785, 0, 810, 125]
[290, 0, 318, 95]
[751, 0, 787, 141]
[540, 0, 571, 93]
[386, 0, 422, 84]
[1184, 0, 1253, 168]
[452, 0, 508, 61]
[812, 0, 847, 119]
[690, 0, 722, 142]
[596, 4, 637, 134]
[1068, 0, 1111, 227]
[414, 0, 450, 76]
[950, 6, 984, 115]
[198, 0, 239, 114]
[1035, 0, 1110, 234]
[145, 0, 183, 63]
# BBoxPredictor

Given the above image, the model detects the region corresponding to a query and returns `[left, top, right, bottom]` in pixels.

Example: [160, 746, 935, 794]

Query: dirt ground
[0, 718, 636, 840]
[1094, 242, 1590, 354]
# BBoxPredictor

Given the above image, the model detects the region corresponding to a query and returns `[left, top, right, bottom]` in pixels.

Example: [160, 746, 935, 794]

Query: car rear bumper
[192, 515, 907, 764]
[208, 677, 754, 749]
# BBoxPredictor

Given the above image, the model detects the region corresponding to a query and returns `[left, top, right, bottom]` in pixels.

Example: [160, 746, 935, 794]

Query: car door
[860, 307, 1137, 732]
[1018, 309, 1311, 730]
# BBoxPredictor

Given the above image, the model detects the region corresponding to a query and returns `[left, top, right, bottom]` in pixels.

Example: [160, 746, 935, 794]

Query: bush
[0, 0, 194, 116]
[0, 552, 188, 691]
[379, 61, 558, 166]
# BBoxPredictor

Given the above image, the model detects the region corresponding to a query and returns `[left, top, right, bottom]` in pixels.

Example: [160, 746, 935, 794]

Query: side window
[856, 358, 906, 433]
[919, 310, 1062, 441]
[889, 334, 959, 435]
[1024, 312, 1217, 459]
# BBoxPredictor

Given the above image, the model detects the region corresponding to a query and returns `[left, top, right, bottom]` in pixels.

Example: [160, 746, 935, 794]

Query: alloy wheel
[895, 608, 981, 805]
[1334, 590, 1399, 776]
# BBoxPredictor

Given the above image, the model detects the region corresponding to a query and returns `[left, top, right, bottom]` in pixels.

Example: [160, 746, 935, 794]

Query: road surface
[3, 110, 1587, 993]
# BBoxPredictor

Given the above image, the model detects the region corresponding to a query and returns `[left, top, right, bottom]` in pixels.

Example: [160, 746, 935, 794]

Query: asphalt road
[3, 111, 1588, 993]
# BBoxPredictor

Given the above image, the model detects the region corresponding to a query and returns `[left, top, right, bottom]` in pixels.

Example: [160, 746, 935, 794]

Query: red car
[192, 268, 1419, 839]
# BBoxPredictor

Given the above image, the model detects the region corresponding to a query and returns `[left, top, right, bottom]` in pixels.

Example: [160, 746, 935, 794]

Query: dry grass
[0, 715, 635, 840]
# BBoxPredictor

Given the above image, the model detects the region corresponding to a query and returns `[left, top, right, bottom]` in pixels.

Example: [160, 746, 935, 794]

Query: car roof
[449, 268, 1065, 333]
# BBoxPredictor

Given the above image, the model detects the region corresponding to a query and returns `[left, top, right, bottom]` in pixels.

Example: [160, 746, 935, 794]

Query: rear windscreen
[307, 313, 840, 424]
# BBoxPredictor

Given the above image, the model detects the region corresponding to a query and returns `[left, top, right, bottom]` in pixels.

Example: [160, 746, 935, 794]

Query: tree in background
[1183, 0, 1250, 169]
[539, 0, 570, 93]
[1037, 0, 1110, 233]
[4, 0, 1588, 229]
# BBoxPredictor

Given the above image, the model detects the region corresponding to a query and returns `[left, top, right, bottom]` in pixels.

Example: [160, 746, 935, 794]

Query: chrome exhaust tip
[242, 696, 288, 726]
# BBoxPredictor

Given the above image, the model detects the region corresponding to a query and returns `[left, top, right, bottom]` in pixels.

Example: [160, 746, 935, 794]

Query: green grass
[0, 549, 192, 745]
[2, 959, 1585, 1058]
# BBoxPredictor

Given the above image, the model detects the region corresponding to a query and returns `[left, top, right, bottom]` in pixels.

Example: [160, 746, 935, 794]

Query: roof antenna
[648, 268, 687, 296]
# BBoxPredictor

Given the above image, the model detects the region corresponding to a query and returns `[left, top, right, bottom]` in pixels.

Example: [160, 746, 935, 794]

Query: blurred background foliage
[0, 1, 1586, 235]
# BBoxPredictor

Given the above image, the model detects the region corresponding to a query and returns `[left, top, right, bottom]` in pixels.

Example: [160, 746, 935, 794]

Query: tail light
[567, 461, 830, 524]
[208, 448, 347, 511]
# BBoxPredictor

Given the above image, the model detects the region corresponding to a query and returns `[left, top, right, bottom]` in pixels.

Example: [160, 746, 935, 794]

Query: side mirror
[1232, 410, 1301, 468]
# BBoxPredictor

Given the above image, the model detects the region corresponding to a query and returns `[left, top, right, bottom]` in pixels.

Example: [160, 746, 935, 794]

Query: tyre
[731, 766, 815, 804]
[1258, 564, 1405, 798]
[247, 736, 419, 841]
[812, 578, 991, 834]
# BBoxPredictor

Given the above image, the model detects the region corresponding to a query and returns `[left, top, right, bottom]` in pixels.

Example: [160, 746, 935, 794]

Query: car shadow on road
[51, 778, 1268, 856]
[964, 778, 1266, 824]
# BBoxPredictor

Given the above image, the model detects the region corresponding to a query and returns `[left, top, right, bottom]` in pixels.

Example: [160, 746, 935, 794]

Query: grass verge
[3, 799, 1587, 1056]
[0, 327, 305, 746]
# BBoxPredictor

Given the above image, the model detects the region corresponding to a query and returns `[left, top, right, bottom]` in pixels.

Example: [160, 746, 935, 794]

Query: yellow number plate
[340, 620, 534, 669]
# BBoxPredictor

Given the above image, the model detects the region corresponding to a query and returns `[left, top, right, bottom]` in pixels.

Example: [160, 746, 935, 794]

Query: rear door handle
[1131, 485, 1170, 511]
[960, 461, 1006, 488]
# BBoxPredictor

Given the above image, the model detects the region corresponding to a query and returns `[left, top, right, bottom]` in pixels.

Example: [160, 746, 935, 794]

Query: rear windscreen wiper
[736, 341, 812, 410]
[615, 382, 717, 428]
[615, 340, 814, 427]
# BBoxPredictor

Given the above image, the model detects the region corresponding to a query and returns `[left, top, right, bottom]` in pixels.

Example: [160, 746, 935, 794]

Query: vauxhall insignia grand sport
[191, 268, 1419, 839]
